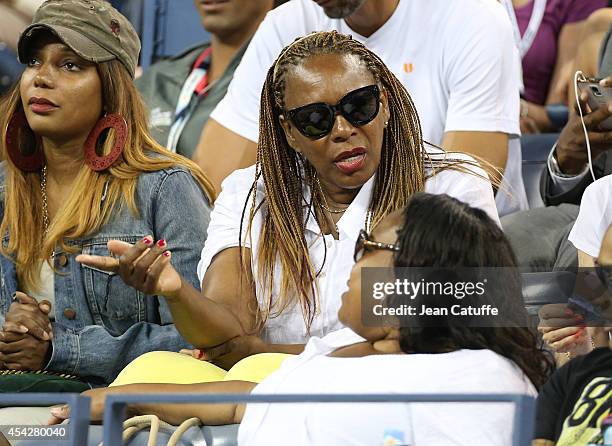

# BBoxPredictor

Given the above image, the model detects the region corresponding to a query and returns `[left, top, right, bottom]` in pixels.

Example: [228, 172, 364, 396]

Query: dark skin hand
[181, 336, 305, 370]
[0, 330, 51, 371]
[555, 82, 612, 174]
[194, 335, 270, 370]
[0, 293, 53, 370]
[3, 292, 53, 341]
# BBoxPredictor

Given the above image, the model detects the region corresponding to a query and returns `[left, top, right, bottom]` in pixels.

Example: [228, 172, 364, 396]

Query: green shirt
[135, 42, 248, 159]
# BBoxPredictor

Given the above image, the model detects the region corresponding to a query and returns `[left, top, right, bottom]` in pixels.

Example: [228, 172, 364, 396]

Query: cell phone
[576, 79, 612, 130]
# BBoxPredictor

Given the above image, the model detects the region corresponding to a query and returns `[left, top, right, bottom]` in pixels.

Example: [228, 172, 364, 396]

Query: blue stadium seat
[520, 133, 559, 209]
[140, 0, 211, 68]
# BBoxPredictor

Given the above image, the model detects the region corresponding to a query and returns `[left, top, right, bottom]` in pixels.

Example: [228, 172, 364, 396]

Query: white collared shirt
[197, 150, 500, 344]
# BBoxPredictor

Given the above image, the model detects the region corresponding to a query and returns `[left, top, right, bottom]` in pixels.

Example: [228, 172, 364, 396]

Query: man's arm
[547, 21, 585, 106]
[440, 4, 519, 176]
[442, 131, 508, 175]
[567, 8, 612, 107]
[539, 93, 612, 206]
[193, 119, 257, 197]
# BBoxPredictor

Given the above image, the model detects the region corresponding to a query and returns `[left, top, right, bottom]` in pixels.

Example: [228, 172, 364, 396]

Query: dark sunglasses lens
[293, 105, 333, 138]
[342, 87, 379, 126]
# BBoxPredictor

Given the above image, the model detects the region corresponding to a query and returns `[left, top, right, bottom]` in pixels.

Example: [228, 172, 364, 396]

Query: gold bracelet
[520, 99, 529, 118]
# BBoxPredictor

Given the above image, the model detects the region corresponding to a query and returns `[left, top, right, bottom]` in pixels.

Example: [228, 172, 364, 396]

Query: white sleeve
[196, 167, 258, 283]
[424, 153, 501, 226]
[209, 9, 293, 143]
[568, 178, 612, 258]
[442, 3, 520, 136]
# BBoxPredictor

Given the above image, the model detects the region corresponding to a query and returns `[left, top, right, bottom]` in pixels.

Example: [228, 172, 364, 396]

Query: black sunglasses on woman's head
[286, 84, 381, 139]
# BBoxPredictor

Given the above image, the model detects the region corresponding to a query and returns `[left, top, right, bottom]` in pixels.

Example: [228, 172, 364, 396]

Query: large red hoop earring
[5, 110, 44, 172]
[84, 114, 128, 171]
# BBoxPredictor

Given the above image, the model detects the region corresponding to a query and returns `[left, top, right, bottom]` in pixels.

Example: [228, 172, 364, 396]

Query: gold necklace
[40, 165, 55, 259]
[315, 176, 349, 214]
[40, 165, 49, 234]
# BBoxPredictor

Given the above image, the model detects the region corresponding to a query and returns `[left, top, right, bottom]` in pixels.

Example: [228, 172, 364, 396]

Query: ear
[380, 87, 390, 127]
[279, 114, 301, 153]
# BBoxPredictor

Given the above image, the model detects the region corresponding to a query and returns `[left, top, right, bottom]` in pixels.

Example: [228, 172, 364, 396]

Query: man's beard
[321, 0, 368, 18]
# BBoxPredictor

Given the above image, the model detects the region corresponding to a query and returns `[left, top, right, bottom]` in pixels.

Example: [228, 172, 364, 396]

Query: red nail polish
[163, 251, 171, 258]
[574, 314, 584, 322]
[143, 236, 152, 245]
[157, 239, 166, 248]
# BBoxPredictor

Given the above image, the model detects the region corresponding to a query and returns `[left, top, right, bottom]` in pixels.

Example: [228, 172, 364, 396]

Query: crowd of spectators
[0, 0, 610, 445]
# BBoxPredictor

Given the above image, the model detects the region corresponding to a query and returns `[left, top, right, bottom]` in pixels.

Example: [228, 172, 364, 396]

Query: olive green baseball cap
[18, 0, 140, 78]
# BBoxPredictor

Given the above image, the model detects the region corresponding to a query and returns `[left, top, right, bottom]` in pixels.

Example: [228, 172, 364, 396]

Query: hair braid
[243, 31, 496, 332]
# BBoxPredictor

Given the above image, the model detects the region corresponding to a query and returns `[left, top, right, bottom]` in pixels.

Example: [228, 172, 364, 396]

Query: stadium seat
[520, 133, 559, 209]
[140, 0, 211, 68]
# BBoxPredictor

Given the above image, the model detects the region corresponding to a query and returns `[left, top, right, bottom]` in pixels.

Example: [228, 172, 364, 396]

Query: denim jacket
[0, 163, 211, 384]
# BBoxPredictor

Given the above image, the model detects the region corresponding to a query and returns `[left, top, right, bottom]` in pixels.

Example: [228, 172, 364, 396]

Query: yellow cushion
[110, 351, 227, 386]
[110, 351, 293, 386]
[223, 353, 292, 383]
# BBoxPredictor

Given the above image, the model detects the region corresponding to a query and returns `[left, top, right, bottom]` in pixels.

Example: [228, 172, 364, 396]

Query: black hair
[393, 192, 553, 389]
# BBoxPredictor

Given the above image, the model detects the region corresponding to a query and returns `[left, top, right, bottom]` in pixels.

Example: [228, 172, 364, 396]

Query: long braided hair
[241, 31, 497, 333]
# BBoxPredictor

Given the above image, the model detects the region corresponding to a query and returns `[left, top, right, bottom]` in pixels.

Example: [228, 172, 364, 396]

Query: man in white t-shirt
[193, 0, 527, 215]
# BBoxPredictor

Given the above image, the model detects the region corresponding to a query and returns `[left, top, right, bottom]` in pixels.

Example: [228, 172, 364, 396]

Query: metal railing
[102, 392, 535, 446]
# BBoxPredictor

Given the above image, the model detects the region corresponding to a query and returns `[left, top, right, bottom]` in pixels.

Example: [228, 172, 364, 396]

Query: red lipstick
[28, 97, 58, 114]
[334, 147, 367, 175]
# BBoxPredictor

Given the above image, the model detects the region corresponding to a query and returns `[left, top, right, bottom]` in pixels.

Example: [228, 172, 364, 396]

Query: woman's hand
[538, 303, 592, 356]
[200, 335, 270, 370]
[3, 293, 52, 341]
[0, 330, 50, 371]
[520, 100, 553, 134]
[49, 387, 111, 424]
[76, 236, 183, 298]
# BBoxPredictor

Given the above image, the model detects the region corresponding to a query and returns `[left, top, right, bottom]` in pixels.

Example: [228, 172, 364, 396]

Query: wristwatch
[549, 143, 588, 178]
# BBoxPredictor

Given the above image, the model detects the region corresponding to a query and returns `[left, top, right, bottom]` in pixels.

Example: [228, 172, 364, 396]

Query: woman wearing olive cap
[0, 0, 213, 424]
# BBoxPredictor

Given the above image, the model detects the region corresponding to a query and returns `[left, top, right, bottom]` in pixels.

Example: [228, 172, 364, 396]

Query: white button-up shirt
[197, 151, 500, 344]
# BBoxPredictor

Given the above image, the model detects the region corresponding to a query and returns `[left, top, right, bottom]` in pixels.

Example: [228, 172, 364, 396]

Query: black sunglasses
[354, 229, 400, 262]
[287, 84, 381, 139]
